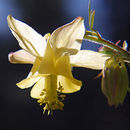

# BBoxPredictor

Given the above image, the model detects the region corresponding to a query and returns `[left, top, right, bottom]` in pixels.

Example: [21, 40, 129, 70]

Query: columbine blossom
[8, 15, 107, 114]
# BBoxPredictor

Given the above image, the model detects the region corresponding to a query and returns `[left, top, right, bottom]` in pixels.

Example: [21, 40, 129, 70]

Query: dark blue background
[0, 0, 130, 130]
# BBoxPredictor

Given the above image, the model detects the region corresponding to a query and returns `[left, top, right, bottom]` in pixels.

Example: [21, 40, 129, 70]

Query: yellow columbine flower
[8, 15, 107, 114]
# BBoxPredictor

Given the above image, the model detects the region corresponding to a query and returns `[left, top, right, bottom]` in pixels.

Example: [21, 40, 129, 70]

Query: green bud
[101, 56, 129, 107]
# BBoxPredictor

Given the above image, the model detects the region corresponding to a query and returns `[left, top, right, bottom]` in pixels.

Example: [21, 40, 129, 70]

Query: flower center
[37, 75, 65, 115]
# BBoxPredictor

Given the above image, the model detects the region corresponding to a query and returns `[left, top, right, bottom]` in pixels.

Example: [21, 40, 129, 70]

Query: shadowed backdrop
[0, 0, 130, 130]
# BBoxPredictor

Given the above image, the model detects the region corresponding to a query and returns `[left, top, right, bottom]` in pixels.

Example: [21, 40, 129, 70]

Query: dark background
[0, 0, 130, 130]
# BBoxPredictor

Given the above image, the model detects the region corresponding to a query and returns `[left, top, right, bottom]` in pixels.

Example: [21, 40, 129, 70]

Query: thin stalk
[84, 30, 130, 62]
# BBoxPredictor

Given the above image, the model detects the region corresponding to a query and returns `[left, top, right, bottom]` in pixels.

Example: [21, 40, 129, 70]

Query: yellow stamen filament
[37, 75, 65, 115]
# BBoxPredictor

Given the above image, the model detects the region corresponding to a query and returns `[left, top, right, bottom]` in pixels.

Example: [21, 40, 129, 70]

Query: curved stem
[84, 30, 130, 62]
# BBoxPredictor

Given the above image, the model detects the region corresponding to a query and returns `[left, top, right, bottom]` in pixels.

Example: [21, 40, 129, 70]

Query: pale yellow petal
[38, 43, 56, 74]
[54, 47, 78, 58]
[70, 50, 109, 70]
[17, 76, 41, 89]
[56, 56, 73, 78]
[27, 57, 41, 78]
[31, 77, 45, 99]
[57, 75, 82, 93]
[7, 15, 47, 57]
[56, 55, 82, 93]
[8, 49, 35, 64]
[50, 16, 85, 52]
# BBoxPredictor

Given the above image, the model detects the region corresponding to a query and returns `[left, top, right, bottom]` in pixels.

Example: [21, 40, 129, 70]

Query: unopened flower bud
[101, 56, 129, 107]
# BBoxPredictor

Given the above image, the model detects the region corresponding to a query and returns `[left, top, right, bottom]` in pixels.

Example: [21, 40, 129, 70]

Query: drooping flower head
[8, 15, 108, 114]
[8, 15, 85, 114]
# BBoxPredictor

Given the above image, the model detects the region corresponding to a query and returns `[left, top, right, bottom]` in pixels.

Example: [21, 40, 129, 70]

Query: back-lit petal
[17, 76, 41, 89]
[7, 15, 47, 57]
[57, 75, 82, 93]
[8, 49, 35, 64]
[31, 77, 46, 99]
[50, 16, 85, 52]
[70, 50, 109, 70]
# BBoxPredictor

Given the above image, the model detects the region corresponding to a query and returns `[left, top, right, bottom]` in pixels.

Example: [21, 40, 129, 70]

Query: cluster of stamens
[37, 82, 66, 115]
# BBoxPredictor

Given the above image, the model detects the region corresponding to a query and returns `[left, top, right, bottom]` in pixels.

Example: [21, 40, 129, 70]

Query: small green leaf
[88, 0, 91, 22]
[88, 0, 95, 30]
[89, 10, 95, 30]
[99, 46, 117, 56]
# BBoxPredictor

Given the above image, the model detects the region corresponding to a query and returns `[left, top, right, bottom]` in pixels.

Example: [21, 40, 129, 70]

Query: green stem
[84, 30, 130, 62]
